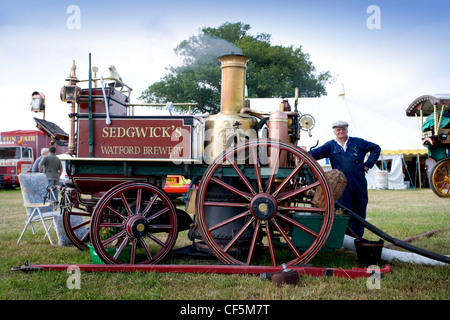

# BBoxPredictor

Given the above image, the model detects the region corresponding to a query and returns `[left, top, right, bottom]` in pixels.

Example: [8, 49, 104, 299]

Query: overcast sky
[1, 0, 449, 137]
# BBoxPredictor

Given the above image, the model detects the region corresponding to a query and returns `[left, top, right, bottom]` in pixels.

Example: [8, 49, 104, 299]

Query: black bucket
[354, 238, 384, 267]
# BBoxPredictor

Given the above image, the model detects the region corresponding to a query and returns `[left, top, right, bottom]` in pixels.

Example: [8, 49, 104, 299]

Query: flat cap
[332, 120, 349, 128]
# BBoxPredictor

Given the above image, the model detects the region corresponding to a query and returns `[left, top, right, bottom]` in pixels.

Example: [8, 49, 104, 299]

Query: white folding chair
[17, 173, 60, 246]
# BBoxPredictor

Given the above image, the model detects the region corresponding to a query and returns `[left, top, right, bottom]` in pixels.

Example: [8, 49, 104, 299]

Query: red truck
[0, 130, 67, 188]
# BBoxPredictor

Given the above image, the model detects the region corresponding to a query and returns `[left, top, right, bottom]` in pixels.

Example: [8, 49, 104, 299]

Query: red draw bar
[13, 262, 392, 279]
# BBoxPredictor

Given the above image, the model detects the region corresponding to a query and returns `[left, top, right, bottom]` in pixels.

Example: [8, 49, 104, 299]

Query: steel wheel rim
[91, 182, 178, 264]
[197, 139, 334, 267]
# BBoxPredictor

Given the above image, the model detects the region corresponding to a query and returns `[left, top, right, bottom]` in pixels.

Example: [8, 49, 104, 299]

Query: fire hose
[336, 201, 450, 264]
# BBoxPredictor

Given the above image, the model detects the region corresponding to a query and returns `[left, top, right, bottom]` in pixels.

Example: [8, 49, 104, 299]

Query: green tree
[139, 22, 332, 114]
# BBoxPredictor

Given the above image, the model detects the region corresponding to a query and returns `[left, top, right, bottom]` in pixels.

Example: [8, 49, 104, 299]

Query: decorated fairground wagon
[406, 95, 450, 197]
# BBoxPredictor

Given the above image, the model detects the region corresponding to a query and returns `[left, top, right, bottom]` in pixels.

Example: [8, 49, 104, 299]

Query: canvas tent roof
[248, 96, 427, 156]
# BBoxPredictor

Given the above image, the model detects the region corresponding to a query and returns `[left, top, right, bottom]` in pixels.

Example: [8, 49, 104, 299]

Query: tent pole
[417, 153, 422, 189]
[402, 156, 415, 189]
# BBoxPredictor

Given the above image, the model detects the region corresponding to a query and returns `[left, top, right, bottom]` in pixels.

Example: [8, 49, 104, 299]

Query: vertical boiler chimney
[218, 54, 250, 115]
[203, 54, 257, 162]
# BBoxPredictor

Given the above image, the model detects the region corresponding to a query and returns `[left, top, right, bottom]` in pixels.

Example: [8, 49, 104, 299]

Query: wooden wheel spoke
[99, 221, 124, 228]
[135, 188, 142, 215]
[142, 194, 158, 217]
[264, 221, 277, 266]
[439, 183, 450, 195]
[271, 218, 302, 259]
[149, 224, 173, 230]
[210, 177, 253, 201]
[79, 231, 89, 243]
[227, 154, 257, 195]
[208, 210, 251, 232]
[120, 193, 133, 216]
[71, 219, 90, 230]
[265, 148, 281, 193]
[278, 205, 326, 214]
[105, 204, 127, 221]
[147, 207, 169, 221]
[272, 160, 305, 197]
[102, 229, 126, 247]
[148, 234, 167, 247]
[224, 217, 255, 253]
[138, 237, 153, 261]
[130, 239, 137, 264]
[113, 236, 131, 261]
[246, 220, 261, 265]
[276, 212, 319, 237]
[251, 146, 264, 193]
[204, 201, 250, 209]
[276, 181, 321, 202]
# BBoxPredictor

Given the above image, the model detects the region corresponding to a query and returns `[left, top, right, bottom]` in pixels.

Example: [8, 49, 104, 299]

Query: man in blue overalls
[310, 120, 381, 238]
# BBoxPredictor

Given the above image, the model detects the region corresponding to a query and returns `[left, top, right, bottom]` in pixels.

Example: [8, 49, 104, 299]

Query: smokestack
[218, 54, 250, 115]
[203, 54, 257, 163]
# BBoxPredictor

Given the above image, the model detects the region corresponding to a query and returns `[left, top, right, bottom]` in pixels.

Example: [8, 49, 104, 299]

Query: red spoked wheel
[62, 208, 91, 250]
[61, 187, 92, 250]
[197, 139, 334, 267]
[90, 182, 178, 264]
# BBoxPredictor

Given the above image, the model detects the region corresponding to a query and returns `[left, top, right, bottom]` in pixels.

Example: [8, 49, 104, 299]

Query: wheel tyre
[91, 182, 178, 264]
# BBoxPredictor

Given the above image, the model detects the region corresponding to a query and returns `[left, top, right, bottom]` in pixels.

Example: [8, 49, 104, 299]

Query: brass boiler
[204, 54, 257, 163]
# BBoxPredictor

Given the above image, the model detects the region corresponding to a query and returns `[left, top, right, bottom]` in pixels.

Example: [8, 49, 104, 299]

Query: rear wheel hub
[250, 194, 277, 220]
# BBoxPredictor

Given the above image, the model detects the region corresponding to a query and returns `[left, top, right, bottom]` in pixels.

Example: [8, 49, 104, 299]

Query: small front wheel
[90, 182, 178, 264]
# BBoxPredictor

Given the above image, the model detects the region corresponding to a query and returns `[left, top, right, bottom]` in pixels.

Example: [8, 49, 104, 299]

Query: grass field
[0, 188, 448, 302]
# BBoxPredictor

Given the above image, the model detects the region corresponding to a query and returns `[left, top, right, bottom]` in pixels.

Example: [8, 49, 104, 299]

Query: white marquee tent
[248, 95, 427, 190]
